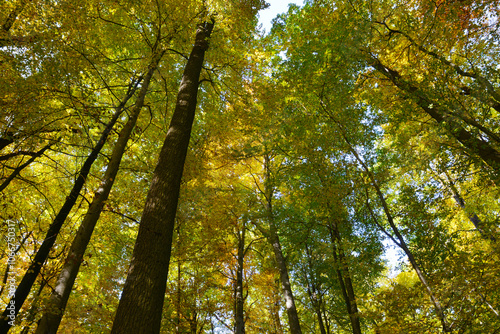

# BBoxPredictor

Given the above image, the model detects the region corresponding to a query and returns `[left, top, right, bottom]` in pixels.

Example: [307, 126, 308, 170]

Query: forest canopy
[0, 0, 499, 333]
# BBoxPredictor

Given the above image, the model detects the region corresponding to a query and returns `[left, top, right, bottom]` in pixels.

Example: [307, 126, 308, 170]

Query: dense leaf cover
[0, 0, 499, 333]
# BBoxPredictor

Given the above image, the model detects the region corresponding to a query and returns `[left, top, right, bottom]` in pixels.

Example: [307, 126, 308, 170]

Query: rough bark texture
[110, 21, 214, 334]
[34, 52, 162, 334]
[0, 78, 140, 333]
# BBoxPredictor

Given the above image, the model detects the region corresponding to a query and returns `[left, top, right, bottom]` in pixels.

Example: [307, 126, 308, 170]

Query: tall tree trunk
[263, 155, 303, 334]
[110, 20, 215, 334]
[234, 221, 246, 334]
[327, 222, 362, 334]
[34, 51, 163, 334]
[0, 76, 141, 334]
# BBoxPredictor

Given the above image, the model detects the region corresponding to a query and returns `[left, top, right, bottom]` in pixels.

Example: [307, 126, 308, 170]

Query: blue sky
[257, 0, 304, 33]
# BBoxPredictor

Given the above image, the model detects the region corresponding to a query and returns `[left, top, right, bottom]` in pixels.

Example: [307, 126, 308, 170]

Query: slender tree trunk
[304, 244, 327, 334]
[328, 222, 362, 334]
[34, 51, 163, 334]
[110, 20, 215, 334]
[234, 222, 246, 334]
[262, 155, 302, 334]
[442, 172, 496, 242]
[19, 280, 46, 334]
[0, 76, 141, 334]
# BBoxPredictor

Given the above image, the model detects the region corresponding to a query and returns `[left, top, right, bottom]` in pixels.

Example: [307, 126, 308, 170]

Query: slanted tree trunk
[360, 168, 451, 333]
[110, 20, 215, 334]
[0, 76, 141, 334]
[34, 50, 163, 334]
[442, 172, 497, 242]
[327, 222, 362, 334]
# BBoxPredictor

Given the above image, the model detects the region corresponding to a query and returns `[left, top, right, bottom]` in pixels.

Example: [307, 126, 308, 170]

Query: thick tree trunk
[34, 51, 163, 334]
[110, 20, 214, 334]
[234, 222, 246, 334]
[0, 76, 141, 334]
[328, 223, 362, 334]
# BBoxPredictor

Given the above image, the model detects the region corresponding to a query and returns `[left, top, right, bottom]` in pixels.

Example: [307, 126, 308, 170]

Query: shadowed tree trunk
[110, 20, 215, 334]
[303, 244, 327, 334]
[34, 50, 164, 334]
[0, 75, 141, 334]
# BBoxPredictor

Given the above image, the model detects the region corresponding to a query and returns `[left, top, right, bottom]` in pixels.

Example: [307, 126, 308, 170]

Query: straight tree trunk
[234, 221, 246, 334]
[0, 76, 141, 334]
[34, 50, 163, 334]
[110, 20, 215, 334]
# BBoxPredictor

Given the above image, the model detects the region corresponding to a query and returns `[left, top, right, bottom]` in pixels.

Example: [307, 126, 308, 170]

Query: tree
[110, 19, 215, 333]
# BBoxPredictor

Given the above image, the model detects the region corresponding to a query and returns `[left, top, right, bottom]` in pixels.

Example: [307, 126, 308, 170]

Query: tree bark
[0, 76, 141, 334]
[321, 105, 452, 333]
[110, 20, 214, 334]
[34, 51, 163, 334]
[441, 172, 497, 242]
[234, 221, 246, 334]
